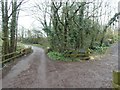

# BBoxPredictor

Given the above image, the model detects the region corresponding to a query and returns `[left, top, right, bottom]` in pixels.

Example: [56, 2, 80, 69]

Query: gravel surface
[1, 42, 119, 88]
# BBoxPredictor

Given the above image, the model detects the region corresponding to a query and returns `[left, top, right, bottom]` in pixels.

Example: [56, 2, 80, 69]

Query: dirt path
[2, 46, 48, 88]
[2, 42, 118, 88]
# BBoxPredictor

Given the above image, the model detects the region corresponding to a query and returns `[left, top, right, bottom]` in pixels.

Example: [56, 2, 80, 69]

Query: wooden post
[112, 70, 120, 90]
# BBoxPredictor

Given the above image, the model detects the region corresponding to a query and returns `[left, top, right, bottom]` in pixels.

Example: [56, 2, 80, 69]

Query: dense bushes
[42, 2, 119, 55]
[21, 1, 120, 62]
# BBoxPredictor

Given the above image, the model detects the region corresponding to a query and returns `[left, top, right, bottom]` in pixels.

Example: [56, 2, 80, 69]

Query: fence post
[112, 70, 120, 90]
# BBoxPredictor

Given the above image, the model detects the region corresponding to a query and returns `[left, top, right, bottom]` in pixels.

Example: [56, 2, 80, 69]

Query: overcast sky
[18, 0, 120, 30]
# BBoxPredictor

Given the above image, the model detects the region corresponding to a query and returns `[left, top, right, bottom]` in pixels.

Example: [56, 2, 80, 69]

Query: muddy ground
[1, 42, 119, 88]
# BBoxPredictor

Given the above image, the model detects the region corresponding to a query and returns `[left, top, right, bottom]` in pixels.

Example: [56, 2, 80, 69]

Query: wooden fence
[0, 47, 32, 64]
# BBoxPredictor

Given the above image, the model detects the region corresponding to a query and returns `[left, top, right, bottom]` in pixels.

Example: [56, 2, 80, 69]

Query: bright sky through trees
[18, 0, 120, 30]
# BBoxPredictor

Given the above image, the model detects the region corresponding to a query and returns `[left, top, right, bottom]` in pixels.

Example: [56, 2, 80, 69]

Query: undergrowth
[47, 51, 80, 62]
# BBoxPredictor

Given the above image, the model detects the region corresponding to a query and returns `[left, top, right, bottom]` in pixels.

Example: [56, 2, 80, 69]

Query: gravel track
[1, 42, 119, 88]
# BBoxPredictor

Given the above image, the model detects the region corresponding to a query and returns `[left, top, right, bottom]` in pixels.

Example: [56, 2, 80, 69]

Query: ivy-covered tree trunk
[10, 0, 17, 54]
[15, 9, 20, 51]
[79, 2, 85, 49]
[51, 1, 63, 52]
[64, 6, 69, 51]
[1, 0, 9, 61]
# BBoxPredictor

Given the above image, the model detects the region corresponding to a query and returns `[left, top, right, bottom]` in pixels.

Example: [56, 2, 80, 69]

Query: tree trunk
[10, 0, 17, 54]
[1, 0, 9, 61]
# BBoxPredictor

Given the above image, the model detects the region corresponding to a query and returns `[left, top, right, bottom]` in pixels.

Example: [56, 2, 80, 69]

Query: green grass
[47, 43, 112, 62]
[91, 46, 109, 55]
[47, 51, 81, 62]
[32, 44, 47, 48]
[22, 37, 50, 49]
[17, 42, 25, 51]
[32, 42, 50, 49]
[0, 39, 2, 55]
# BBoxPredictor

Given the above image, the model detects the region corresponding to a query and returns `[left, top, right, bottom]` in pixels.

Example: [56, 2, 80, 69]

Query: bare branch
[52, 1, 62, 12]
[69, 2, 92, 20]
[8, 0, 26, 19]
[70, 2, 75, 8]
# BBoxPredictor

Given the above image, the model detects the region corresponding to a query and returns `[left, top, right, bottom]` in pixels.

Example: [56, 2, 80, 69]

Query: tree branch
[69, 2, 92, 20]
[8, 0, 25, 19]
